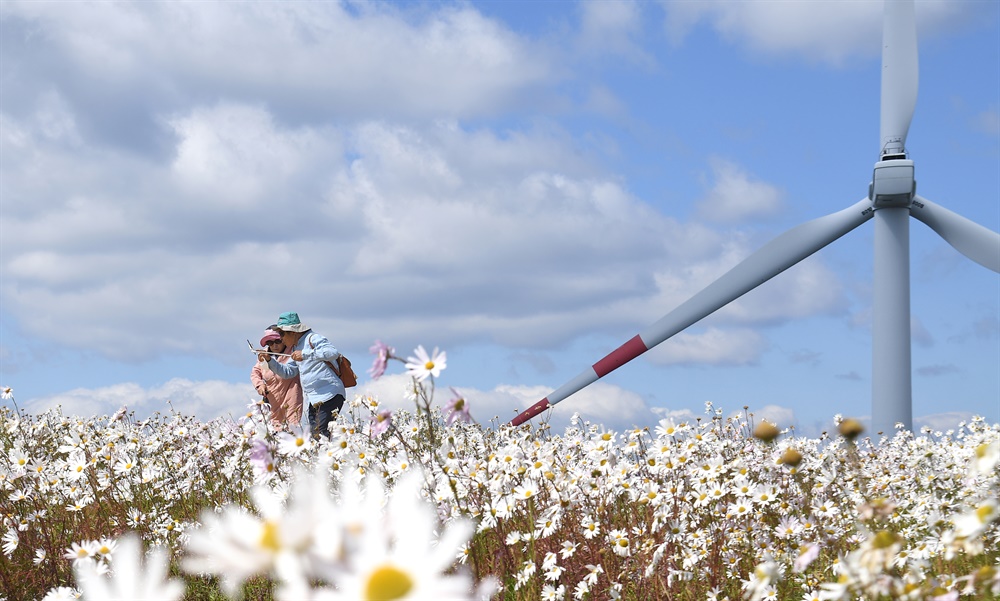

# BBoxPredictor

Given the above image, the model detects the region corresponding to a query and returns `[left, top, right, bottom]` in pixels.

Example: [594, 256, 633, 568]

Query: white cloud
[503, 381, 661, 432]
[661, 0, 976, 66]
[0, 0, 871, 374]
[2, 1, 555, 121]
[34, 90, 82, 144]
[648, 328, 767, 366]
[695, 158, 784, 223]
[576, 0, 652, 66]
[650, 406, 702, 425]
[1, 109, 854, 368]
[749, 404, 797, 431]
[23, 378, 256, 421]
[168, 104, 336, 207]
[355, 374, 659, 433]
[915, 411, 979, 434]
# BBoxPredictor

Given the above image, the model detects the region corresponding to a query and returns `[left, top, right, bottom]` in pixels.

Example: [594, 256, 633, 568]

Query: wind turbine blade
[880, 0, 918, 157]
[911, 195, 1000, 273]
[510, 198, 875, 426]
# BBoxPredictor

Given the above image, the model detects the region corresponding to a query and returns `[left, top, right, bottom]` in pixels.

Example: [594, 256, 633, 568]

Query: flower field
[0, 352, 998, 600]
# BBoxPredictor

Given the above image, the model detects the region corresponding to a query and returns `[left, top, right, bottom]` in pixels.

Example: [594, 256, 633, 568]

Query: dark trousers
[308, 394, 345, 438]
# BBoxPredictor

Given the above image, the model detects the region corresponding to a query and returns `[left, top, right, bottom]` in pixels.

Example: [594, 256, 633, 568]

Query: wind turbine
[510, 0, 1000, 436]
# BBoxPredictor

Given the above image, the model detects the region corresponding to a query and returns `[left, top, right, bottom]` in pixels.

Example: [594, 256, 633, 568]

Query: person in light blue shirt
[259, 312, 345, 438]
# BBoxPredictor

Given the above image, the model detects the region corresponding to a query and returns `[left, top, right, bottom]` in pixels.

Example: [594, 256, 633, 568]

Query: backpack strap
[308, 334, 341, 376]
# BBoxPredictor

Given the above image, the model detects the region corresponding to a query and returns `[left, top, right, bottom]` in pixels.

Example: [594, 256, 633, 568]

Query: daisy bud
[838, 418, 864, 441]
[753, 421, 780, 443]
[779, 448, 803, 467]
[872, 529, 900, 549]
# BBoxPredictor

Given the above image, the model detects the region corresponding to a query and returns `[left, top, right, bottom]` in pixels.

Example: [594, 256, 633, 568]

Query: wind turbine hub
[869, 158, 916, 208]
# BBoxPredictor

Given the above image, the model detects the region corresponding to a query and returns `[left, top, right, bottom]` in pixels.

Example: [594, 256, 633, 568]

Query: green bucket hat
[275, 312, 310, 333]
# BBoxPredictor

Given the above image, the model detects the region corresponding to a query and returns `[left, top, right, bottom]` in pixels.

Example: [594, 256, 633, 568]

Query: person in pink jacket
[251, 329, 304, 429]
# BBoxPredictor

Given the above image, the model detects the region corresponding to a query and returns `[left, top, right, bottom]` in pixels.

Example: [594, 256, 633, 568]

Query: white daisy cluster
[0, 395, 997, 600]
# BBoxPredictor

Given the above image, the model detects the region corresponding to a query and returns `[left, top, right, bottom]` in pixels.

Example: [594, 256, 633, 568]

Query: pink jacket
[251, 354, 303, 428]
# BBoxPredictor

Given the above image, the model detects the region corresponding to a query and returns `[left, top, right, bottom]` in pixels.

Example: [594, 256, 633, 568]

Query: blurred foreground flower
[952, 499, 999, 539]
[181, 460, 488, 600]
[299, 472, 494, 600]
[970, 439, 999, 476]
[405, 345, 446, 381]
[182, 467, 332, 595]
[371, 409, 394, 437]
[74, 533, 184, 601]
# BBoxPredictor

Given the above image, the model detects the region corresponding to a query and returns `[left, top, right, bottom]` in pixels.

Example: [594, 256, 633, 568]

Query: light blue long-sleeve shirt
[267, 330, 345, 406]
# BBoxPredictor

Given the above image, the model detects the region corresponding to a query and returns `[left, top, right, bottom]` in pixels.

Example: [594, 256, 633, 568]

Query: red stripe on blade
[592, 334, 648, 377]
[509, 398, 551, 426]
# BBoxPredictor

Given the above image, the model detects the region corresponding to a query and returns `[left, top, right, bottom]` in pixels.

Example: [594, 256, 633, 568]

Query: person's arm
[303, 333, 340, 362]
[266, 355, 299, 379]
[250, 363, 267, 394]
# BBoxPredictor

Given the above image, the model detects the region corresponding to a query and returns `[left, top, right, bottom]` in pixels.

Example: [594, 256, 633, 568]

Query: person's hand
[257, 386, 266, 396]
[291, 350, 303, 361]
[258, 352, 270, 362]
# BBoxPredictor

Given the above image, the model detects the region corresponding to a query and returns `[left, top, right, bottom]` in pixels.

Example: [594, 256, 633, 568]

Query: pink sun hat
[260, 330, 282, 346]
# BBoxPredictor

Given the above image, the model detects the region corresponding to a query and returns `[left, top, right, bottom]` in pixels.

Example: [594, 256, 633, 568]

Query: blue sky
[1, 0, 997, 437]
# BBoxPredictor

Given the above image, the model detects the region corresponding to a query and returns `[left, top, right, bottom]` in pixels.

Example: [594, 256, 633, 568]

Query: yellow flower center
[975, 504, 995, 523]
[365, 564, 414, 600]
[872, 529, 899, 549]
[424, 361, 435, 370]
[260, 521, 281, 551]
[295, 437, 305, 447]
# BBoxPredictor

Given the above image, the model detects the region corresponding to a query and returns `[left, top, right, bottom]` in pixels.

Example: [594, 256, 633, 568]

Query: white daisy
[41, 587, 80, 601]
[64, 541, 99, 563]
[2, 529, 17, 556]
[513, 482, 538, 502]
[276, 431, 313, 456]
[404, 346, 447, 381]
